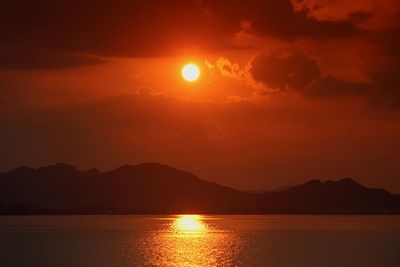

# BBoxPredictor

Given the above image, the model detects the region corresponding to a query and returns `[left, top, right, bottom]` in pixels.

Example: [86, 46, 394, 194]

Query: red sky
[1, 0, 400, 192]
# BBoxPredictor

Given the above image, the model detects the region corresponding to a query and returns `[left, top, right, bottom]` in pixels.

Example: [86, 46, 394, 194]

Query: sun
[182, 63, 200, 82]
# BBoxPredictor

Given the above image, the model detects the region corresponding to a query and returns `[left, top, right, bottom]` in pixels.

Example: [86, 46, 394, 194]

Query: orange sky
[1, 0, 400, 192]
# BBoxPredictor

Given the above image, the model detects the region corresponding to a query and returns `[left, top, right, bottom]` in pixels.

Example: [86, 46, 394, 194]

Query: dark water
[0, 215, 399, 266]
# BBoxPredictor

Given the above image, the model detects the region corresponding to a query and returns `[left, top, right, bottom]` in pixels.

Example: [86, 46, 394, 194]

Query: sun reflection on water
[140, 215, 242, 266]
[173, 215, 206, 233]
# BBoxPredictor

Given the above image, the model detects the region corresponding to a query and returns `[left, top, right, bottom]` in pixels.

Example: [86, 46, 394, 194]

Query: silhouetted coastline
[1, 163, 399, 215]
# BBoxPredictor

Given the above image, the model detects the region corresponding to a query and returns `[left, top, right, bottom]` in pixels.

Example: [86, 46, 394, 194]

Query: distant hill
[1, 163, 399, 214]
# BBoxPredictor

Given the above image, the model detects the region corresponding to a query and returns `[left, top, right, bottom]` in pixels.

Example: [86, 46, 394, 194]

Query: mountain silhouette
[0, 163, 399, 214]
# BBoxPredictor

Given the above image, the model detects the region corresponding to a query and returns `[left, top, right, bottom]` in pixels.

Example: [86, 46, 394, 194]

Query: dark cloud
[0, 47, 105, 69]
[366, 27, 400, 109]
[202, 0, 366, 40]
[305, 76, 370, 97]
[0, 0, 366, 69]
[0, 0, 228, 64]
[250, 52, 373, 99]
[250, 52, 321, 91]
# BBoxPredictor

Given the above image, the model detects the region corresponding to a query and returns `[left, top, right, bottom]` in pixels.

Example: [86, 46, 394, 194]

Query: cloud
[0, 47, 105, 69]
[1, 0, 399, 110]
[248, 51, 373, 100]
[0, 0, 230, 68]
[0, 0, 368, 69]
[202, 0, 366, 40]
[365, 27, 400, 109]
[305, 76, 370, 97]
[293, 0, 399, 30]
[250, 52, 321, 91]
[214, 57, 252, 82]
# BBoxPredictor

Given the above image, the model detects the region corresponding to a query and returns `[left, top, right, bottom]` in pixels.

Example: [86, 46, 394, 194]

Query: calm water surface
[0, 215, 399, 266]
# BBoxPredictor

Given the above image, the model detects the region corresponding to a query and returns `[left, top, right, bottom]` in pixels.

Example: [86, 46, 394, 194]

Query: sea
[0, 215, 399, 266]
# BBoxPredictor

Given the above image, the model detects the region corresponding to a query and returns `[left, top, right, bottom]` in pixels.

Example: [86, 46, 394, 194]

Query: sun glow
[174, 215, 206, 232]
[182, 64, 200, 82]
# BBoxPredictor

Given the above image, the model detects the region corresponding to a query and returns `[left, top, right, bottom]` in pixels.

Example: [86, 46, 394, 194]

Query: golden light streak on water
[141, 215, 242, 266]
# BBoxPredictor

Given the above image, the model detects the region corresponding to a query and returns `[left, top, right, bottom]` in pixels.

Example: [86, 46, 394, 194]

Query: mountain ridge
[1, 163, 399, 215]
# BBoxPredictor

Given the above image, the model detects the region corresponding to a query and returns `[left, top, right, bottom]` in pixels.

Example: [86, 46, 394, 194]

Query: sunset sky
[1, 0, 400, 192]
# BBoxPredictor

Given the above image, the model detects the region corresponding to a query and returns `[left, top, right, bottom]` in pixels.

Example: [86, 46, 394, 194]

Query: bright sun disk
[182, 63, 200, 82]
